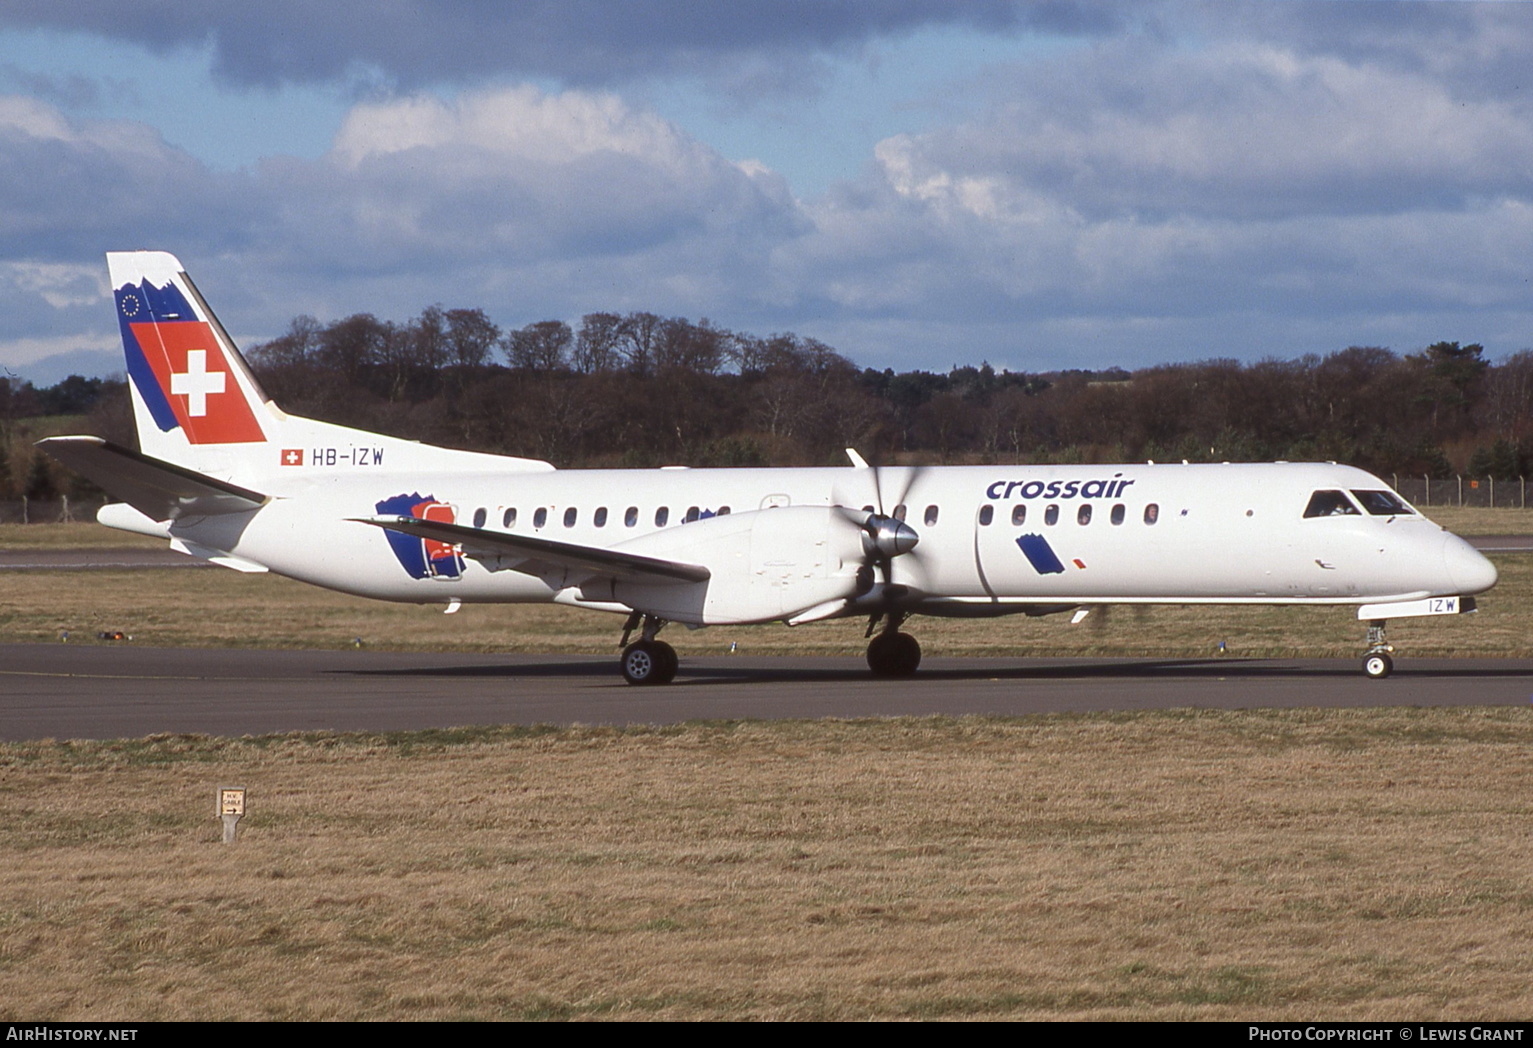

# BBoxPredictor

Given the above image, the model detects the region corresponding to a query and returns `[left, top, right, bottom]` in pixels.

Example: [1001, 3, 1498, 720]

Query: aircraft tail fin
[105, 251, 556, 479]
[109, 251, 274, 466]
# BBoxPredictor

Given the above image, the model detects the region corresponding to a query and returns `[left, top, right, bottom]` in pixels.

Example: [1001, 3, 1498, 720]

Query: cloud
[0, 85, 814, 357]
[2, 6, 1533, 377]
[0, 0, 1115, 92]
[779, 32, 1533, 340]
[0, 96, 254, 262]
[257, 86, 808, 312]
[895, 39, 1533, 223]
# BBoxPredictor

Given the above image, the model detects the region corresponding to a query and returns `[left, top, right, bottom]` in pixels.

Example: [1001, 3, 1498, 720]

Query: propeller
[836, 448, 921, 593]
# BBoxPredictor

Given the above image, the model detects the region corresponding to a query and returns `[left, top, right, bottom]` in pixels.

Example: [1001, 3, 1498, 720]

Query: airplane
[41, 251, 1499, 685]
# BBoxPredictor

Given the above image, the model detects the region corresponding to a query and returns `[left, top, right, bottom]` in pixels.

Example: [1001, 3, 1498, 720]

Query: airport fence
[0, 498, 107, 524]
[1391, 476, 1529, 509]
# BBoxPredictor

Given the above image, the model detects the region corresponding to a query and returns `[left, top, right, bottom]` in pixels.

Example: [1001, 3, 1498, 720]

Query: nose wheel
[1363, 651, 1393, 679]
[1361, 619, 1394, 679]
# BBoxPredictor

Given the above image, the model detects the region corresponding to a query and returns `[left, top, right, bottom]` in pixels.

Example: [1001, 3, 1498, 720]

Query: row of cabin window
[475, 504, 736, 530]
[472, 500, 1161, 532]
[979, 502, 1159, 527]
[866, 503, 1160, 527]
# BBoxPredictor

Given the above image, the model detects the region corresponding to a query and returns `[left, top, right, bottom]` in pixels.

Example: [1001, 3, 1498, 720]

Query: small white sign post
[218, 786, 246, 844]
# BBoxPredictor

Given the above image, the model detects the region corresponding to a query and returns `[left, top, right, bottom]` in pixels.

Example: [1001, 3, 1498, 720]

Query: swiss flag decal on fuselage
[128, 321, 265, 444]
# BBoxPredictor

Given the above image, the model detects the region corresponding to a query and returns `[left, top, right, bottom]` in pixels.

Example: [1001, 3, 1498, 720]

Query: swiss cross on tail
[117, 279, 265, 444]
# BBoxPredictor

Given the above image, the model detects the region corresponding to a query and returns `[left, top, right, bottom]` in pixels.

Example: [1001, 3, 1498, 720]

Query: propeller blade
[838, 448, 921, 589]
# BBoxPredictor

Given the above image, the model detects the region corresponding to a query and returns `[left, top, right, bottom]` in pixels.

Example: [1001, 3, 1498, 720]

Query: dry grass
[0, 522, 163, 550]
[1, 711, 1531, 1020]
[1417, 505, 1533, 536]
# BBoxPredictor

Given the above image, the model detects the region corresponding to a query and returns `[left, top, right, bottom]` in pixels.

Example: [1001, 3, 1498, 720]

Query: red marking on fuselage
[414, 501, 459, 566]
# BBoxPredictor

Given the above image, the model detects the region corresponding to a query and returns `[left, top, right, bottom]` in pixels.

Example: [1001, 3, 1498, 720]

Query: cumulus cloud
[0, 96, 253, 262]
[780, 30, 1533, 352]
[0, 85, 814, 356]
[256, 85, 808, 315]
[882, 39, 1533, 223]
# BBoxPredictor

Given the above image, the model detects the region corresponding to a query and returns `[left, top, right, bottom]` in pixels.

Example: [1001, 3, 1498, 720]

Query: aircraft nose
[1443, 532, 1498, 594]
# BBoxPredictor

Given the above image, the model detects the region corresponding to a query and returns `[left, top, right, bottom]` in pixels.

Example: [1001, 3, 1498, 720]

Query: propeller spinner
[839, 448, 921, 587]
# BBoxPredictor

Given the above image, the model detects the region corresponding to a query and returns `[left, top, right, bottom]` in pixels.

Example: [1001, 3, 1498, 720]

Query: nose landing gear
[1362, 619, 1394, 679]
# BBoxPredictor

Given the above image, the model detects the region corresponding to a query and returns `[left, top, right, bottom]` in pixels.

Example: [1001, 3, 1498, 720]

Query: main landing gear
[619, 612, 677, 686]
[865, 612, 921, 677]
[1362, 619, 1394, 680]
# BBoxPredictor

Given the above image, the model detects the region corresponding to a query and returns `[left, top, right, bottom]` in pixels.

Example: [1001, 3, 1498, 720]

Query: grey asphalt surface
[0, 548, 208, 569]
[2, 642, 1530, 741]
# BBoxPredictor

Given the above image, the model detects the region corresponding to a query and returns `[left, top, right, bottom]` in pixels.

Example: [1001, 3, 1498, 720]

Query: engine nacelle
[589, 506, 868, 625]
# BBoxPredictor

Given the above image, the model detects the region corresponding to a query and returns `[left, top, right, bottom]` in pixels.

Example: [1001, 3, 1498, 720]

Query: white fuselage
[159, 459, 1496, 627]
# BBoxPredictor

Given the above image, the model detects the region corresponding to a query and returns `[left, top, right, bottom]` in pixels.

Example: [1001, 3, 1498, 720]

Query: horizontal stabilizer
[38, 436, 267, 521]
[356, 516, 711, 586]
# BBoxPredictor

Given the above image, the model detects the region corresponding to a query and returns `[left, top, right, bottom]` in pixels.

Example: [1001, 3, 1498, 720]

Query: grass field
[2, 711, 1531, 1020]
[2, 512, 1530, 1020]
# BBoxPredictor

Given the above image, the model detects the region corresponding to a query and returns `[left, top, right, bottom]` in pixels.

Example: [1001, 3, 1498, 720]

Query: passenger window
[717, 506, 731, 516]
[472, 507, 486, 528]
[1044, 504, 1059, 526]
[1077, 504, 1092, 525]
[893, 504, 908, 521]
[1351, 490, 1414, 516]
[625, 506, 638, 527]
[1304, 490, 1360, 518]
[978, 504, 993, 526]
[1110, 503, 1125, 525]
[533, 507, 548, 529]
[1011, 505, 1026, 526]
[503, 507, 517, 529]
[685, 506, 700, 523]
[924, 505, 939, 527]
[594, 507, 608, 528]
[655, 507, 669, 527]
[1144, 503, 1159, 525]
[563, 507, 577, 527]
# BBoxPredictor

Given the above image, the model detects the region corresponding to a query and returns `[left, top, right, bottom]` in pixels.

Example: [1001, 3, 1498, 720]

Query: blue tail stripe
[116, 285, 178, 433]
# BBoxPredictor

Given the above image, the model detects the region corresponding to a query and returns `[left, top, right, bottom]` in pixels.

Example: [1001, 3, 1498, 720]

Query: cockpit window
[1351, 490, 1415, 516]
[1303, 490, 1360, 518]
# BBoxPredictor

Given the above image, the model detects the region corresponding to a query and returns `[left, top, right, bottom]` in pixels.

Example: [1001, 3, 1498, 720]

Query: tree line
[8, 303, 1533, 501]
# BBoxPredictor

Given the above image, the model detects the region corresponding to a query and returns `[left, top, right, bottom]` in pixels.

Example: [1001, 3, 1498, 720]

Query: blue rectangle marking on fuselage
[1016, 533, 1066, 575]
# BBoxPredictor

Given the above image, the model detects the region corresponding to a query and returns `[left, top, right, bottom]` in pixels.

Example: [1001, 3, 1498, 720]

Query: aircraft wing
[357, 516, 711, 586]
[38, 436, 268, 520]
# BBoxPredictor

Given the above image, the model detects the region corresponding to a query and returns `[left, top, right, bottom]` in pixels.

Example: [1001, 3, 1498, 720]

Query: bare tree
[617, 312, 663, 376]
[504, 320, 573, 372]
[445, 308, 500, 368]
[575, 312, 624, 373]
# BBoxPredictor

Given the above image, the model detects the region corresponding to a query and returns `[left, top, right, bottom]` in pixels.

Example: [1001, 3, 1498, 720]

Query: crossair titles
[985, 474, 1135, 501]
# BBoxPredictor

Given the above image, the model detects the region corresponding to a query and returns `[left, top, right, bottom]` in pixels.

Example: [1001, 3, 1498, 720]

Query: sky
[0, 1, 1530, 384]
